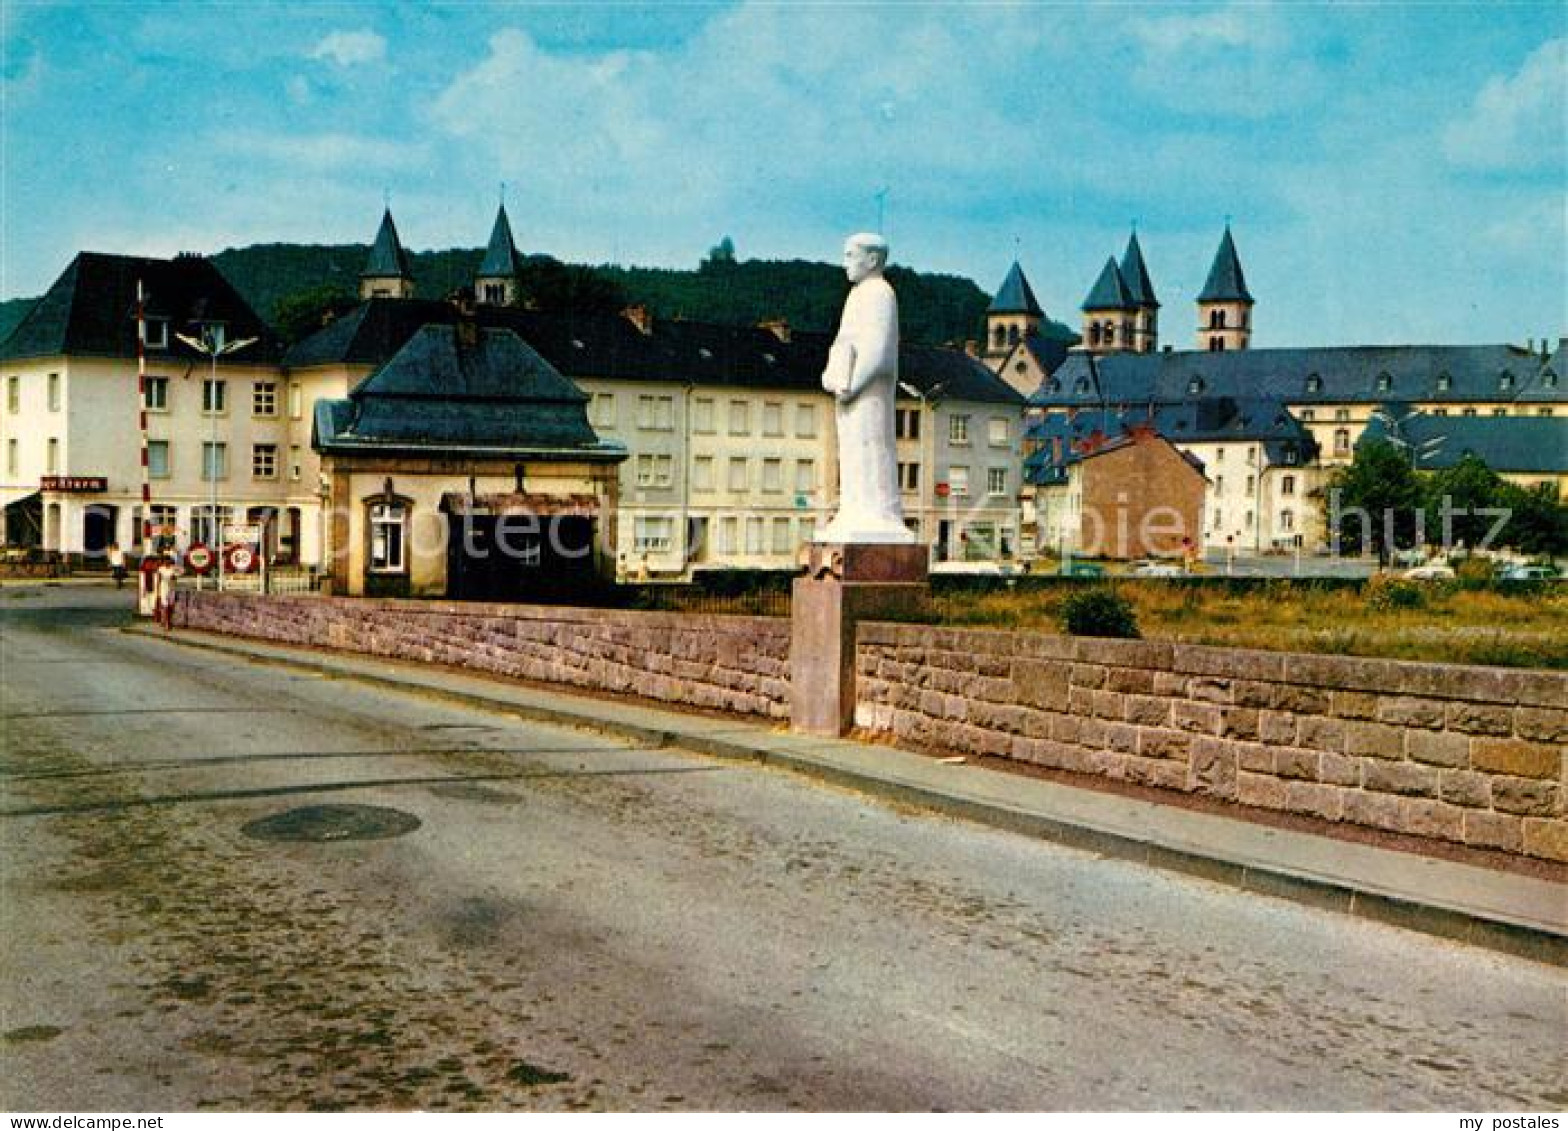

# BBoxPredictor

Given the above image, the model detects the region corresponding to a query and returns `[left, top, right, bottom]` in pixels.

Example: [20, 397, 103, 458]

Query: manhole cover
[242, 804, 421, 843]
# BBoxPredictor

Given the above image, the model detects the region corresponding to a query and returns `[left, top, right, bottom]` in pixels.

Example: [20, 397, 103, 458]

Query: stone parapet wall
[855, 623, 1568, 863]
[173, 592, 790, 719]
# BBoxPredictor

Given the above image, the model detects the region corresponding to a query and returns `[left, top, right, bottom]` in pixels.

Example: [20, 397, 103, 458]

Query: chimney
[622, 304, 653, 335]
[758, 317, 791, 343]
[963, 339, 980, 358]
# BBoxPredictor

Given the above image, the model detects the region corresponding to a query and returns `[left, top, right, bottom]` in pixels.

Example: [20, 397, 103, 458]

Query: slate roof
[1030, 345, 1567, 409]
[1197, 226, 1253, 304]
[1082, 257, 1134, 312]
[362, 209, 414, 281]
[477, 205, 522, 279]
[286, 298, 1025, 405]
[988, 261, 1044, 316]
[313, 323, 623, 459]
[0, 251, 282, 363]
[1120, 233, 1159, 309]
[1358, 410, 1568, 474]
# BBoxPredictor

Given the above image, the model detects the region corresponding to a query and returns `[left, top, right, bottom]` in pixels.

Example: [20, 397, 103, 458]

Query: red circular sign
[225, 544, 258, 574]
[184, 543, 214, 576]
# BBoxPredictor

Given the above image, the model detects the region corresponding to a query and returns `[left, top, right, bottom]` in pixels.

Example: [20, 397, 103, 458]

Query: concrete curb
[124, 624, 1566, 967]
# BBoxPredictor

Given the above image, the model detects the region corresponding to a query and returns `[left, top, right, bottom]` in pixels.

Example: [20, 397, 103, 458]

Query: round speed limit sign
[226, 544, 257, 574]
[185, 543, 215, 575]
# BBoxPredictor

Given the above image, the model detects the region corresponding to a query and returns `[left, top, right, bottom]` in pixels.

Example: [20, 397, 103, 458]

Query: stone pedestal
[790, 542, 930, 737]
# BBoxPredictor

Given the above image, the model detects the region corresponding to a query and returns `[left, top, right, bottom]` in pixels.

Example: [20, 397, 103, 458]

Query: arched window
[1089, 323, 1102, 347]
[1210, 336, 1225, 352]
[1007, 325, 1020, 346]
[993, 325, 1006, 348]
[1210, 309, 1227, 329]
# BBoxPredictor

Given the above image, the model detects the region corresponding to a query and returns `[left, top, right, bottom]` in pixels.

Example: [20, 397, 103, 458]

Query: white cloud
[215, 129, 421, 174]
[1443, 38, 1566, 173]
[1131, 4, 1268, 54]
[309, 29, 387, 67]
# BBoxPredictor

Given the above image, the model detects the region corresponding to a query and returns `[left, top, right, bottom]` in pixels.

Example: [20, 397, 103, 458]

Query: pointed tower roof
[1120, 232, 1159, 309]
[478, 204, 523, 278]
[362, 208, 414, 281]
[988, 260, 1044, 316]
[1197, 225, 1253, 304]
[1082, 257, 1134, 312]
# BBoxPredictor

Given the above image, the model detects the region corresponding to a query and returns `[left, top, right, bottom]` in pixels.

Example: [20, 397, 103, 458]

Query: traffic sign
[184, 543, 215, 576]
[225, 544, 258, 574]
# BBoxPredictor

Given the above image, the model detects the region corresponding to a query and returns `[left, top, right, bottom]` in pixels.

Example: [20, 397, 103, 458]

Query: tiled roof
[1082, 257, 1134, 312]
[314, 323, 621, 459]
[286, 297, 1025, 405]
[988, 261, 1044, 316]
[1030, 345, 1567, 408]
[1197, 226, 1253, 304]
[1359, 409, 1568, 474]
[1120, 233, 1159, 309]
[477, 205, 522, 279]
[362, 209, 414, 281]
[0, 251, 281, 363]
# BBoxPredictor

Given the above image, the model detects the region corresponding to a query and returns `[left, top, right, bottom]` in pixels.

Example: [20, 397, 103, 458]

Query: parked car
[1131, 561, 1185, 578]
[1497, 563, 1560, 582]
[1058, 561, 1106, 578]
[1402, 564, 1456, 581]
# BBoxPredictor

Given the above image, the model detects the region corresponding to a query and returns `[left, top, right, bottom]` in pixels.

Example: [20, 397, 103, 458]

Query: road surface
[1, 586, 1562, 1111]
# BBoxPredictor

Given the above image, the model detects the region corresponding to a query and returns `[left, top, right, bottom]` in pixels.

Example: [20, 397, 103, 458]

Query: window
[144, 376, 169, 411]
[199, 323, 226, 352]
[1543, 371, 1558, 389]
[1188, 376, 1205, 395]
[1433, 408, 1449, 417]
[1245, 475, 1255, 494]
[1215, 475, 1225, 492]
[635, 454, 673, 488]
[794, 459, 815, 493]
[634, 516, 673, 553]
[637, 395, 674, 430]
[949, 466, 970, 496]
[770, 518, 792, 554]
[691, 398, 715, 433]
[1436, 373, 1452, 391]
[47, 373, 60, 411]
[202, 379, 227, 414]
[191, 505, 233, 547]
[1210, 309, 1227, 329]
[252, 381, 278, 417]
[1246, 446, 1256, 466]
[252, 443, 278, 479]
[1540, 408, 1556, 417]
[987, 467, 1008, 496]
[1462, 407, 1478, 417]
[202, 441, 227, 481]
[46, 438, 58, 473]
[289, 445, 302, 481]
[1306, 375, 1323, 394]
[1300, 409, 1315, 422]
[5, 439, 15, 476]
[745, 517, 764, 554]
[1244, 510, 1254, 527]
[762, 458, 783, 492]
[762, 401, 784, 436]
[590, 393, 616, 428]
[1333, 429, 1350, 456]
[693, 456, 715, 491]
[717, 517, 738, 554]
[1376, 372, 1392, 392]
[728, 399, 750, 435]
[142, 318, 168, 350]
[1493, 407, 1508, 417]
[1282, 445, 1299, 465]
[1212, 509, 1223, 531]
[988, 417, 1009, 446]
[895, 407, 921, 440]
[6, 376, 18, 413]
[898, 462, 920, 491]
[289, 383, 304, 419]
[368, 502, 407, 573]
[1333, 408, 1350, 422]
[147, 440, 170, 479]
[949, 414, 970, 444]
[1216, 447, 1225, 463]
[1210, 337, 1225, 352]
[727, 457, 748, 491]
[795, 403, 817, 438]
[1281, 474, 1296, 496]
[1280, 509, 1295, 532]
[150, 504, 179, 541]
[1499, 371, 1515, 391]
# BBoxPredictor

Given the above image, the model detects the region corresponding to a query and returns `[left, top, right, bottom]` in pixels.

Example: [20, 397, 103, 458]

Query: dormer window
[1543, 370, 1559, 389]
[1376, 372, 1392, 392]
[1436, 372, 1452, 392]
[1074, 378, 1090, 394]
[142, 317, 169, 350]
[1305, 374, 1322, 394]
[1187, 376, 1205, 395]
[1047, 379, 1061, 393]
[1499, 370, 1515, 391]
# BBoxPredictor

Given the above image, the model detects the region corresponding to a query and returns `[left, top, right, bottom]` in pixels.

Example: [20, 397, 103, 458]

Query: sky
[2, 1, 1564, 347]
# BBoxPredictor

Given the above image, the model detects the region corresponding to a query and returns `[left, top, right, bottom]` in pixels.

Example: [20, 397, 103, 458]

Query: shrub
[1060, 588, 1140, 639]
[1363, 574, 1425, 612]
[1453, 556, 1496, 590]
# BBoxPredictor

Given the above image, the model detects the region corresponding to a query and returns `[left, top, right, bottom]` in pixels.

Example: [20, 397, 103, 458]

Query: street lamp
[898, 378, 949, 560]
[175, 329, 256, 587]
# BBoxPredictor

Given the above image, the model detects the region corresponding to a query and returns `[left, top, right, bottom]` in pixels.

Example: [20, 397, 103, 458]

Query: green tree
[519, 256, 627, 315]
[1322, 439, 1423, 565]
[1422, 453, 1508, 553]
[701, 236, 738, 272]
[1498, 481, 1568, 556]
[271, 283, 357, 345]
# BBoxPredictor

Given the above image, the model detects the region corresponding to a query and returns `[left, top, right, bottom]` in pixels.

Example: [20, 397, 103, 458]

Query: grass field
[923, 580, 1568, 669]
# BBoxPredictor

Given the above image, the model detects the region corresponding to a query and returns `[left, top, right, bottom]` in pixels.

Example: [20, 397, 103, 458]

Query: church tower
[359, 208, 415, 300]
[1080, 257, 1135, 355]
[475, 204, 523, 307]
[984, 261, 1044, 362]
[1120, 232, 1159, 353]
[1196, 225, 1254, 352]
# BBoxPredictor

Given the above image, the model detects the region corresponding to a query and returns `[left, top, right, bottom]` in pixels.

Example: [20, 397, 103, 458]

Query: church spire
[475, 203, 522, 306]
[1120, 231, 1159, 353]
[360, 207, 415, 300]
[1196, 225, 1254, 352]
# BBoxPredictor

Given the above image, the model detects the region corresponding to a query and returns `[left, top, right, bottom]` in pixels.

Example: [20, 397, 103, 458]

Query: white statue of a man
[818, 233, 914, 544]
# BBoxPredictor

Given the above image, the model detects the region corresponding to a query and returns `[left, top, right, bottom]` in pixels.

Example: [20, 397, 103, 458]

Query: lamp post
[175, 329, 256, 587]
[898, 378, 948, 561]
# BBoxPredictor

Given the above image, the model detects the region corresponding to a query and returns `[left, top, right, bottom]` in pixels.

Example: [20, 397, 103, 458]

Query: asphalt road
[1, 586, 1563, 1112]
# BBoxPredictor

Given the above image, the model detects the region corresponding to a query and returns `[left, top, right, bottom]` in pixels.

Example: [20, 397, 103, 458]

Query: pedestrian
[108, 542, 127, 589]
[154, 554, 180, 631]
